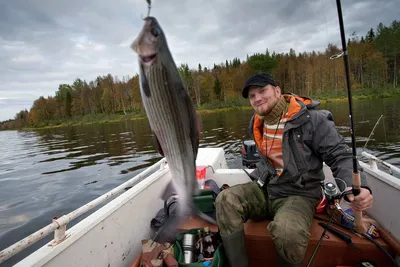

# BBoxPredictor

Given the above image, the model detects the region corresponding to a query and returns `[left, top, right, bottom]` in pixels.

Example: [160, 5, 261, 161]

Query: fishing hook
[140, 0, 152, 20]
[146, 0, 151, 17]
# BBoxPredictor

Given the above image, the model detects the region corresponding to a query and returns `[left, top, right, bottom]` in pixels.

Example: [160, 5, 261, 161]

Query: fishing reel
[323, 182, 355, 226]
[323, 182, 342, 209]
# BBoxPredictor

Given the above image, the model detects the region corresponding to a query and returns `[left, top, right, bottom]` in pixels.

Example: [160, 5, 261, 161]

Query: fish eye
[151, 28, 160, 37]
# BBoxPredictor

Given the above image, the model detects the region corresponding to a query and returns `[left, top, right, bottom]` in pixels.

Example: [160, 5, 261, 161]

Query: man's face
[248, 84, 281, 116]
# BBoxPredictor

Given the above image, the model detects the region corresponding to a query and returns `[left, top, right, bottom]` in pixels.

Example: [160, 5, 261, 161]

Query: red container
[196, 166, 207, 179]
[196, 166, 207, 189]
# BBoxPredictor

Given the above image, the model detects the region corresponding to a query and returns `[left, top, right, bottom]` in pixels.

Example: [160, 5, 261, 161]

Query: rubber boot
[276, 251, 302, 267]
[221, 229, 249, 267]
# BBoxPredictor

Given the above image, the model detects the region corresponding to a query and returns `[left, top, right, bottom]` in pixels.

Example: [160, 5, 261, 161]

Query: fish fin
[152, 131, 164, 157]
[139, 64, 151, 97]
[184, 93, 200, 159]
[152, 214, 186, 244]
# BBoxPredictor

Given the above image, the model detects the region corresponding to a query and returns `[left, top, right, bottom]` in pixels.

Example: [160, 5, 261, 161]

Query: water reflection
[0, 98, 399, 266]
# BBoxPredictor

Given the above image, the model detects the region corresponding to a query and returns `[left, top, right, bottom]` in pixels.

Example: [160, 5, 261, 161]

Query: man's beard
[256, 96, 280, 117]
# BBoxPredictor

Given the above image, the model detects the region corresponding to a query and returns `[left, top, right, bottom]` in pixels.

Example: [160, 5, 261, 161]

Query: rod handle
[352, 172, 367, 233]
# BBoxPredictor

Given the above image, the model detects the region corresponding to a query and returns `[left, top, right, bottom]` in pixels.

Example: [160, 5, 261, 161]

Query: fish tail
[152, 214, 182, 244]
[152, 197, 217, 244]
[153, 205, 189, 242]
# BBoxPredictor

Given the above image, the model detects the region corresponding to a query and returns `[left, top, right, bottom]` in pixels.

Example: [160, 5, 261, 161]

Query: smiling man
[215, 72, 373, 267]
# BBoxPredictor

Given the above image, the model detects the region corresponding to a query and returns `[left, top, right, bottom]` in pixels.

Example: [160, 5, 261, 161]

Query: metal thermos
[182, 233, 196, 263]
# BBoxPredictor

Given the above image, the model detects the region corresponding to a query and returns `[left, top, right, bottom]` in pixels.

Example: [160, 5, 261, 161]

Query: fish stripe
[143, 63, 196, 196]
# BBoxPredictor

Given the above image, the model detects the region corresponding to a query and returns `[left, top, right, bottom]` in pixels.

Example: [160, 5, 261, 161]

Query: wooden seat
[177, 215, 395, 267]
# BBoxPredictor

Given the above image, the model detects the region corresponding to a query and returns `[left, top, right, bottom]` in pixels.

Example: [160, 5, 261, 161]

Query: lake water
[1, 97, 399, 266]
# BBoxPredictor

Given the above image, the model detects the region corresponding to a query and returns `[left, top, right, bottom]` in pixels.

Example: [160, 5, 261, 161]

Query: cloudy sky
[0, 0, 398, 121]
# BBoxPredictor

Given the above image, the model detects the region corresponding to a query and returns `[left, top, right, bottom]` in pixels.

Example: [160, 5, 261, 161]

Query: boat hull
[7, 148, 399, 267]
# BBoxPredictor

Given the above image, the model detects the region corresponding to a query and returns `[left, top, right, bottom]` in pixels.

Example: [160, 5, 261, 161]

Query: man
[215, 73, 373, 267]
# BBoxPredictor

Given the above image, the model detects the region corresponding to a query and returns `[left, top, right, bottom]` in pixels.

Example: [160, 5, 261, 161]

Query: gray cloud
[1, 0, 399, 121]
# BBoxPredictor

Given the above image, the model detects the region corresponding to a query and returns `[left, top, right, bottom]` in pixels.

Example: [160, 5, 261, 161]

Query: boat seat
[177, 214, 395, 267]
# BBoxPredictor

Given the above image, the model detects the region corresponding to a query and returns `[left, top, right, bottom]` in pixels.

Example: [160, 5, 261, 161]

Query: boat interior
[130, 203, 395, 267]
[6, 148, 399, 267]
[129, 154, 398, 267]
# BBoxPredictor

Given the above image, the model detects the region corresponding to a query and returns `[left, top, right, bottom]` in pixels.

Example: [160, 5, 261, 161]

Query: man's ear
[275, 86, 282, 95]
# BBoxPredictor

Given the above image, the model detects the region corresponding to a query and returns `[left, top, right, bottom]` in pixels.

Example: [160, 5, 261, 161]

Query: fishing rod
[363, 115, 383, 150]
[307, 1, 368, 265]
[330, 0, 367, 234]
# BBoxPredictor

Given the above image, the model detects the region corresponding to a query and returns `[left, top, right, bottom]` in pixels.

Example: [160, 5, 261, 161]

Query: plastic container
[196, 166, 207, 189]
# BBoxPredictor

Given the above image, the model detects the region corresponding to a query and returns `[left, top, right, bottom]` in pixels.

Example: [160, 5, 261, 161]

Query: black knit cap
[241, 72, 278, 98]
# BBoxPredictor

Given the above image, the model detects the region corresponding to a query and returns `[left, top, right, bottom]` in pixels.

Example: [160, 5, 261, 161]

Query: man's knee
[268, 216, 311, 264]
[216, 187, 234, 206]
[215, 188, 242, 218]
[215, 183, 253, 212]
[215, 187, 247, 236]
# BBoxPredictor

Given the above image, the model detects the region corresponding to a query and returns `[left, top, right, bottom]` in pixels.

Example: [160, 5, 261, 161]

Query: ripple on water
[1, 100, 400, 266]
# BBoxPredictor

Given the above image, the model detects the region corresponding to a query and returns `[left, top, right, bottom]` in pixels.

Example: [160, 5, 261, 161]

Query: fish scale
[142, 64, 197, 208]
[131, 16, 215, 242]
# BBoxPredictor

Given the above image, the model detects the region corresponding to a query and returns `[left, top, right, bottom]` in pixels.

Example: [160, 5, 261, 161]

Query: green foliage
[65, 91, 72, 118]
[213, 77, 222, 100]
[374, 21, 400, 86]
[198, 98, 249, 111]
[2, 20, 400, 131]
[310, 87, 400, 102]
[247, 50, 278, 74]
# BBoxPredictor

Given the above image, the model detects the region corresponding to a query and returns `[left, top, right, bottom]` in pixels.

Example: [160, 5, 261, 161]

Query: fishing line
[334, 177, 347, 193]
[357, 114, 385, 164]
[363, 114, 383, 150]
[141, 0, 152, 19]
[306, 209, 337, 267]
[319, 0, 330, 42]
[146, 0, 152, 17]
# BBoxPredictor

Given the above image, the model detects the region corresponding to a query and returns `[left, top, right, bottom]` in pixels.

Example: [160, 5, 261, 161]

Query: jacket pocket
[290, 130, 309, 174]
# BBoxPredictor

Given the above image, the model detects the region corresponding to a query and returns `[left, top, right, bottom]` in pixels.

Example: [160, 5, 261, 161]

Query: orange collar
[252, 95, 312, 155]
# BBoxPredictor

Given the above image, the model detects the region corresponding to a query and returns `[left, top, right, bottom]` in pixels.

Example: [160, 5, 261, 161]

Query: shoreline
[11, 93, 400, 131]
[20, 106, 254, 131]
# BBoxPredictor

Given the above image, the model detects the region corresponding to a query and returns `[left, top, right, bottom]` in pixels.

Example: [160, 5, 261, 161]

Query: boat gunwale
[0, 157, 169, 265]
[360, 152, 400, 190]
[2, 148, 400, 266]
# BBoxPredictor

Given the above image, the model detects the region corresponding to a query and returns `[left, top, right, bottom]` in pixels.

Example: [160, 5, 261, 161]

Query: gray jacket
[248, 94, 370, 201]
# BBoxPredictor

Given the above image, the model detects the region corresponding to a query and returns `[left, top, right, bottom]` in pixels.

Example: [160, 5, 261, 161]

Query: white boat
[1, 147, 399, 267]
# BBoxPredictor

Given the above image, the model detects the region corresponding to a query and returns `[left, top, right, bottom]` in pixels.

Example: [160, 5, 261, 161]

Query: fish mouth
[140, 53, 157, 64]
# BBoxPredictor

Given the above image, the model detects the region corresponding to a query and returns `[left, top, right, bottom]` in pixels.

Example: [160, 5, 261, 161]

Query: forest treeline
[2, 20, 399, 130]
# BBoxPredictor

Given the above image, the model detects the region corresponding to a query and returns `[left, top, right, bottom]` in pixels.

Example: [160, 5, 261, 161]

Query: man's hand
[346, 187, 373, 211]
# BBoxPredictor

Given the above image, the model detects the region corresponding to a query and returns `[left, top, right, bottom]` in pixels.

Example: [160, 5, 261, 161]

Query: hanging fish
[131, 16, 214, 242]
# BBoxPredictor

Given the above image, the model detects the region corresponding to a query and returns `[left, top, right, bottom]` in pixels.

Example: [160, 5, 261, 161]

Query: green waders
[215, 181, 319, 267]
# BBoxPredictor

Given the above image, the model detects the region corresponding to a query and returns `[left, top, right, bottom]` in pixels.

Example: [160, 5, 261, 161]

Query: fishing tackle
[304, 0, 379, 253]
[330, 0, 367, 234]
[363, 114, 383, 150]
[323, 182, 356, 226]
[141, 0, 152, 20]
[318, 222, 360, 251]
[146, 0, 151, 17]
[323, 182, 341, 208]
